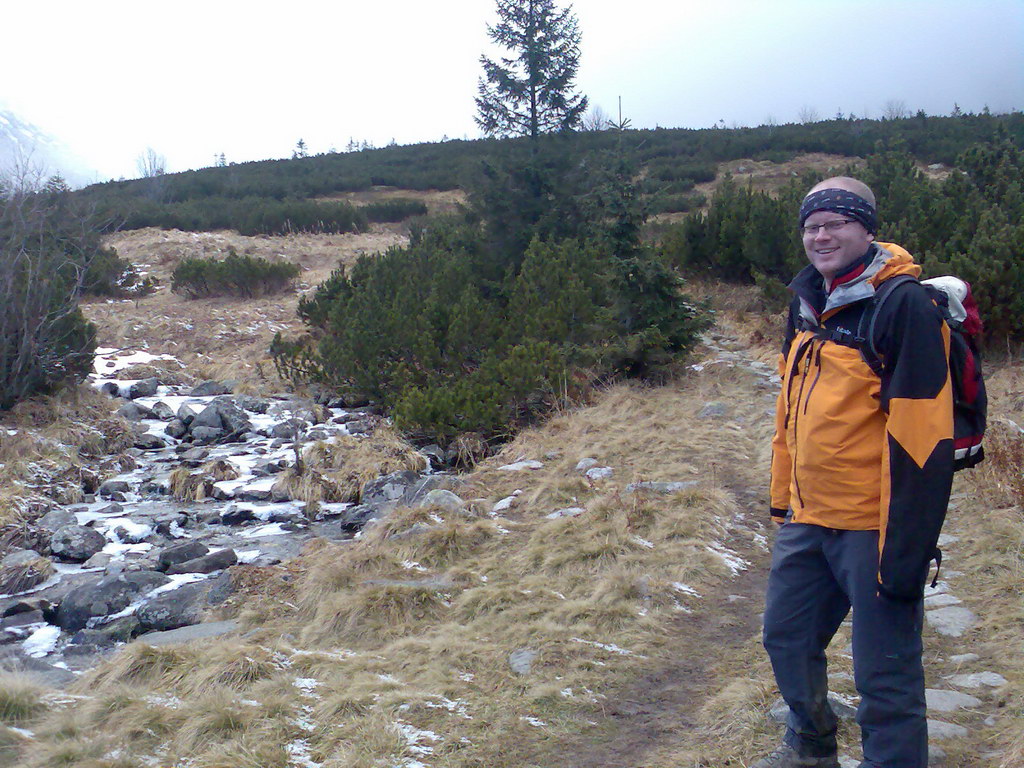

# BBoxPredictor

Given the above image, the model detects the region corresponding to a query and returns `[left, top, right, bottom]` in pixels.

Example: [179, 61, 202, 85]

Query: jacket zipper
[803, 342, 825, 415]
[791, 343, 815, 509]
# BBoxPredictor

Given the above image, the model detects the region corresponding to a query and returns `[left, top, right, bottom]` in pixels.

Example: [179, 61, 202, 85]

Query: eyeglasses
[800, 219, 858, 236]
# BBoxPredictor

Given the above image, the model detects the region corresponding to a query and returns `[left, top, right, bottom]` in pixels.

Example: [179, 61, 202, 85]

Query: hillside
[1, 142, 1023, 767]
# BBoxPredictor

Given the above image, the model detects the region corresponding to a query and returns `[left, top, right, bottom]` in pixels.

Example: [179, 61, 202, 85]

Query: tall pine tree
[475, 0, 588, 140]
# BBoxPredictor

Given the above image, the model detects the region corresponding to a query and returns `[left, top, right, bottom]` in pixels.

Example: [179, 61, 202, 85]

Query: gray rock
[361, 470, 421, 507]
[1, 549, 44, 568]
[406, 475, 462, 507]
[698, 401, 728, 419]
[947, 671, 1007, 688]
[157, 542, 210, 571]
[949, 653, 979, 664]
[165, 419, 188, 439]
[546, 507, 585, 519]
[70, 616, 140, 647]
[139, 480, 167, 496]
[128, 377, 160, 399]
[509, 647, 537, 675]
[270, 418, 307, 439]
[55, 571, 170, 631]
[925, 606, 977, 637]
[100, 381, 121, 397]
[1, 609, 45, 632]
[49, 525, 106, 562]
[926, 688, 982, 712]
[927, 719, 969, 740]
[345, 418, 374, 435]
[190, 380, 232, 397]
[98, 480, 131, 497]
[191, 403, 226, 431]
[585, 466, 613, 481]
[117, 402, 155, 422]
[136, 573, 232, 632]
[252, 460, 286, 476]
[179, 446, 209, 462]
[575, 457, 599, 473]
[177, 403, 199, 426]
[83, 552, 113, 570]
[924, 593, 962, 608]
[625, 480, 699, 494]
[36, 508, 77, 533]
[166, 548, 237, 575]
[233, 394, 270, 414]
[416, 489, 464, 512]
[136, 619, 238, 647]
[134, 433, 167, 450]
[190, 426, 224, 445]
[220, 508, 258, 526]
[420, 444, 447, 469]
[928, 744, 947, 765]
[149, 401, 176, 420]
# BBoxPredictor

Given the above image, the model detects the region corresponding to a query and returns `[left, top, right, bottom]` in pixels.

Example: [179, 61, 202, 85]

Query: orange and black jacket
[770, 242, 954, 600]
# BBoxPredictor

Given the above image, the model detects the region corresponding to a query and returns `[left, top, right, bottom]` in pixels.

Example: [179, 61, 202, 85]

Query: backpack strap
[857, 274, 920, 376]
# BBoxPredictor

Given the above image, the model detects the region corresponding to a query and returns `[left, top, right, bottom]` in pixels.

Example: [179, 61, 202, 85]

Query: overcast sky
[3, 0, 1021, 181]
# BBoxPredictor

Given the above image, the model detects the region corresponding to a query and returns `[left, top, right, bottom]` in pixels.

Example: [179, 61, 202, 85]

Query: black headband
[799, 188, 877, 234]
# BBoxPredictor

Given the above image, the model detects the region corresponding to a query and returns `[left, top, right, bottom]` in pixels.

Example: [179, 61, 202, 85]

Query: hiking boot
[749, 743, 840, 768]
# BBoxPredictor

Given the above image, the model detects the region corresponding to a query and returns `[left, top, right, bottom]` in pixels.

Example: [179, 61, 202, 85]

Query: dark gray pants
[762, 523, 927, 767]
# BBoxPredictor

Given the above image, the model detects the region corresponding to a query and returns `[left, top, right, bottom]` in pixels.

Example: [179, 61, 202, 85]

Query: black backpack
[814, 274, 987, 471]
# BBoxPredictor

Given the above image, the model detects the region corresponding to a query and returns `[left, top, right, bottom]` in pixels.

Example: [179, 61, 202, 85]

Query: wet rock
[117, 402, 155, 422]
[417, 489, 464, 512]
[178, 446, 209, 462]
[166, 548, 237, 575]
[49, 525, 106, 562]
[165, 419, 188, 439]
[361, 470, 421, 507]
[37, 508, 76, 533]
[136, 573, 232, 632]
[220, 508, 258, 526]
[70, 615, 141, 647]
[190, 380, 232, 397]
[270, 418, 307, 439]
[150, 401, 176, 420]
[190, 426, 224, 445]
[177, 403, 199, 426]
[234, 394, 269, 414]
[99, 480, 131, 498]
[134, 433, 167, 450]
[55, 571, 170, 631]
[0, 551, 54, 594]
[128, 378, 160, 399]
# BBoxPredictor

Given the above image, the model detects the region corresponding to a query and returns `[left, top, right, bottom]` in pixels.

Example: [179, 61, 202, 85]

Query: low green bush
[361, 198, 429, 223]
[171, 250, 301, 299]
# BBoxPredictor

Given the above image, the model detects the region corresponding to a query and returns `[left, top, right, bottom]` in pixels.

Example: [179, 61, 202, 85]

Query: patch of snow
[147, 573, 212, 598]
[91, 348, 179, 375]
[521, 716, 547, 727]
[294, 678, 321, 698]
[236, 549, 261, 564]
[396, 722, 440, 755]
[560, 688, 574, 697]
[492, 495, 516, 513]
[101, 541, 152, 556]
[546, 507, 585, 519]
[286, 739, 322, 768]
[22, 624, 61, 658]
[422, 696, 471, 719]
[571, 637, 638, 656]
[671, 582, 701, 597]
[7, 726, 33, 738]
[144, 694, 183, 709]
[458, 672, 475, 682]
[241, 522, 290, 538]
[706, 543, 749, 575]
[97, 518, 153, 542]
[402, 560, 427, 572]
[631, 535, 654, 549]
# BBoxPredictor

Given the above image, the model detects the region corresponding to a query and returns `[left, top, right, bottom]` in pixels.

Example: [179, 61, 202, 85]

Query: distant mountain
[0, 108, 98, 188]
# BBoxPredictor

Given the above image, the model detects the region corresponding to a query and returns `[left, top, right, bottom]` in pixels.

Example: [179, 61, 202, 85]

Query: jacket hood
[791, 241, 921, 326]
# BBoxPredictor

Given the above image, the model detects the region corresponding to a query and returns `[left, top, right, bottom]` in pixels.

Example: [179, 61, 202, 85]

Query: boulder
[100, 381, 121, 397]
[49, 525, 106, 562]
[361, 470, 421, 507]
[134, 433, 167, 451]
[190, 380, 232, 397]
[165, 419, 188, 439]
[149, 401, 177, 420]
[345, 418, 374, 435]
[55, 571, 170, 631]
[36, 508, 77, 533]
[190, 426, 224, 445]
[179, 446, 209, 462]
[117, 402, 154, 422]
[271, 418, 307, 439]
[69, 615, 141, 647]
[234, 394, 269, 414]
[166, 549, 237, 575]
[575, 458, 599, 473]
[136, 578, 222, 632]
[177, 403, 199, 426]
[98, 480, 131, 498]
[420, 444, 448, 470]
[128, 377, 160, 399]
[220, 508, 258, 526]
[416, 489, 465, 513]
[252, 460, 286, 476]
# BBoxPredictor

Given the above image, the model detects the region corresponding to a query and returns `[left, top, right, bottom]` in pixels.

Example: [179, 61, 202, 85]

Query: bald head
[807, 176, 876, 208]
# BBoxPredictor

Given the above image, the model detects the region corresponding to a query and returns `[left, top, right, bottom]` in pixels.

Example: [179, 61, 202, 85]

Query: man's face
[801, 209, 874, 283]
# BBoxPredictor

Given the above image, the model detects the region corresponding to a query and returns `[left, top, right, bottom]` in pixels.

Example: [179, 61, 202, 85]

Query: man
[753, 177, 954, 768]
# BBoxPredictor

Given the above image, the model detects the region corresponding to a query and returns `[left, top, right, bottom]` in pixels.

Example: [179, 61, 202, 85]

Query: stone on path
[924, 593, 962, 608]
[928, 719, 969, 740]
[925, 606, 977, 637]
[926, 688, 982, 712]
[947, 671, 1008, 689]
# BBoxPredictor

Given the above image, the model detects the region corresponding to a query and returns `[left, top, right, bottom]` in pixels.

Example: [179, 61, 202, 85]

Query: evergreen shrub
[361, 198, 429, 223]
[171, 250, 301, 299]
